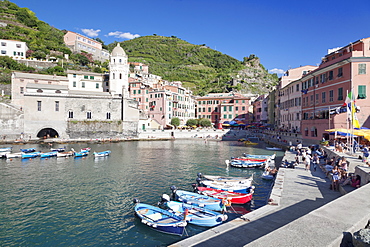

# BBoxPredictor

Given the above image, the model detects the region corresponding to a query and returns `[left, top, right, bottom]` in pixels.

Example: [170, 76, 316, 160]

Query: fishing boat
[243, 153, 276, 160]
[266, 147, 282, 151]
[198, 180, 254, 194]
[93, 150, 111, 157]
[0, 147, 12, 152]
[0, 150, 11, 158]
[57, 151, 74, 158]
[50, 147, 66, 152]
[160, 195, 227, 227]
[261, 171, 274, 180]
[232, 157, 269, 162]
[40, 151, 58, 158]
[81, 147, 91, 152]
[21, 152, 40, 159]
[134, 199, 187, 236]
[244, 140, 258, 145]
[197, 173, 254, 184]
[171, 186, 223, 212]
[74, 151, 88, 157]
[20, 148, 36, 153]
[195, 187, 253, 204]
[6, 152, 22, 159]
[226, 159, 266, 169]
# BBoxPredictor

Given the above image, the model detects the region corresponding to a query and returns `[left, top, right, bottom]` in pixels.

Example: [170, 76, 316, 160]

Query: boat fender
[222, 198, 232, 207]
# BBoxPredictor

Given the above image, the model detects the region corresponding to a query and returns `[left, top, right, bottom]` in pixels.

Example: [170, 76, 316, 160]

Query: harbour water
[0, 140, 283, 246]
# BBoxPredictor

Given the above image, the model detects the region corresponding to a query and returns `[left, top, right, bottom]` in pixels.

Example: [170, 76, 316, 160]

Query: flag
[345, 91, 360, 128]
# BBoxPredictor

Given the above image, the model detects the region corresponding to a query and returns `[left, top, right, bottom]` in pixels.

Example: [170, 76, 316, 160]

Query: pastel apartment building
[63, 31, 109, 62]
[0, 39, 28, 59]
[299, 37, 370, 142]
[196, 93, 255, 126]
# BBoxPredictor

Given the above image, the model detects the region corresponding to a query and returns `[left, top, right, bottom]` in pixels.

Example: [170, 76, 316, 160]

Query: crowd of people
[291, 143, 362, 192]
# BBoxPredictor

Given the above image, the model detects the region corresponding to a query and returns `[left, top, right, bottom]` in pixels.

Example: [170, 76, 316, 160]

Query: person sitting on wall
[341, 174, 361, 188]
[331, 166, 341, 191]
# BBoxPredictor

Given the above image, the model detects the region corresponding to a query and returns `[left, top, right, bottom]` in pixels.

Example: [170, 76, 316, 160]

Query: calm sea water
[0, 140, 283, 246]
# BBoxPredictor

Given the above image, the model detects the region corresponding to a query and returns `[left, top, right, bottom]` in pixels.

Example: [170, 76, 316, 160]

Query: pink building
[196, 93, 254, 126]
[301, 37, 370, 142]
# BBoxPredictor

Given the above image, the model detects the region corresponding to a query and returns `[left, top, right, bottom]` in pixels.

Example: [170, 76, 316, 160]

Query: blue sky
[10, 0, 370, 76]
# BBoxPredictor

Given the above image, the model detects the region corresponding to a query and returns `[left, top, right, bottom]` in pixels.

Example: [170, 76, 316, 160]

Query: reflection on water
[0, 140, 283, 246]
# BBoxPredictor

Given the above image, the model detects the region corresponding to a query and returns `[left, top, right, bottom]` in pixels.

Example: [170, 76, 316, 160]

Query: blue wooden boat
[93, 150, 111, 157]
[74, 151, 88, 157]
[134, 200, 187, 236]
[243, 153, 276, 160]
[20, 148, 36, 153]
[171, 187, 223, 212]
[50, 147, 66, 152]
[21, 152, 40, 159]
[226, 159, 265, 168]
[162, 198, 227, 227]
[40, 151, 58, 158]
[0, 147, 12, 152]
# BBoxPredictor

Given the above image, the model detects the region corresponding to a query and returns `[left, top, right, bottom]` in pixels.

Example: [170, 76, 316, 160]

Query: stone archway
[37, 128, 59, 139]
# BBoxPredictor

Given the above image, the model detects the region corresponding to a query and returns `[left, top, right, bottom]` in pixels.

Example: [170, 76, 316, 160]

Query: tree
[198, 118, 212, 127]
[186, 119, 198, 127]
[170, 117, 180, 127]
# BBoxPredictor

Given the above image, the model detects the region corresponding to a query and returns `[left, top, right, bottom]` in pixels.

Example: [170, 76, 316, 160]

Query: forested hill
[0, 0, 278, 96]
[109, 36, 278, 95]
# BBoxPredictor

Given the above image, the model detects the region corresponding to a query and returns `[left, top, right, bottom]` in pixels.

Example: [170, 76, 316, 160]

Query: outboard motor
[191, 183, 198, 192]
[196, 177, 202, 186]
[197, 172, 203, 178]
[133, 198, 140, 204]
[158, 194, 170, 206]
[170, 185, 177, 200]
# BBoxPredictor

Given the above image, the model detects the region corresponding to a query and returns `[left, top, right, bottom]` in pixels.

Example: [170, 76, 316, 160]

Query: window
[119, 73, 122, 79]
[1, 50, 6, 54]
[229, 106, 232, 111]
[223, 114, 227, 119]
[37, 101, 41, 111]
[229, 114, 232, 119]
[338, 68, 343, 77]
[73, 74, 76, 78]
[359, 64, 366, 75]
[319, 91, 325, 103]
[242, 106, 245, 111]
[90, 76, 94, 80]
[87, 111, 92, 119]
[84, 75, 88, 79]
[106, 112, 111, 119]
[55, 101, 59, 111]
[236, 106, 239, 111]
[73, 81, 76, 87]
[296, 113, 300, 120]
[112, 73, 115, 79]
[20, 87, 24, 94]
[95, 83, 99, 89]
[329, 90, 334, 102]
[358, 85, 366, 99]
[338, 88, 343, 100]
[329, 71, 333, 80]
[82, 82, 85, 88]
[223, 106, 227, 111]
[208, 107, 211, 112]
[16, 44, 21, 48]
[296, 84, 299, 92]
[1, 42, 6, 46]
[68, 111, 73, 118]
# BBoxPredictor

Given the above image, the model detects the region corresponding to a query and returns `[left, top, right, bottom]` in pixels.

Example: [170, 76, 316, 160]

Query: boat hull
[134, 203, 186, 236]
[196, 187, 253, 204]
[175, 190, 223, 211]
[165, 201, 227, 227]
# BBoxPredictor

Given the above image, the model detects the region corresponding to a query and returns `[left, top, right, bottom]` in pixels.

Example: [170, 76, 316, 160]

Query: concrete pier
[170, 150, 370, 247]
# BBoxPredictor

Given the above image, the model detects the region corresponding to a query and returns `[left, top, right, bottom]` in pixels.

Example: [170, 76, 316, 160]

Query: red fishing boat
[196, 187, 253, 204]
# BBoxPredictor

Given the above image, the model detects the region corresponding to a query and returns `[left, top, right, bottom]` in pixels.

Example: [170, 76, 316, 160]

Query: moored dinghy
[40, 151, 58, 158]
[20, 148, 36, 153]
[195, 186, 253, 204]
[171, 186, 223, 212]
[134, 199, 187, 236]
[160, 194, 227, 227]
[197, 173, 253, 184]
[21, 152, 40, 159]
[198, 180, 254, 194]
[93, 150, 111, 157]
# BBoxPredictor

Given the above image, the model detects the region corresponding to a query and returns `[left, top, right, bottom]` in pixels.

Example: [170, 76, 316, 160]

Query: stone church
[3, 44, 140, 140]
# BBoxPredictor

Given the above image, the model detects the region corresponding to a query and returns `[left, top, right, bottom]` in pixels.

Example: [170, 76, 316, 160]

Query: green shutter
[358, 85, 366, 99]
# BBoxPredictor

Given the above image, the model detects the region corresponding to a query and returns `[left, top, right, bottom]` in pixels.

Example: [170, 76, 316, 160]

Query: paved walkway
[170, 151, 370, 247]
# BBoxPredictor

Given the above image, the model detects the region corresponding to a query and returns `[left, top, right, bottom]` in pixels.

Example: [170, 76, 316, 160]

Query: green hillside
[0, 0, 278, 95]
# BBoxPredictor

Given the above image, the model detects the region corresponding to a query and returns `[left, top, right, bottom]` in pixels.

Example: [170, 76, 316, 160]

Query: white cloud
[269, 68, 285, 75]
[108, 31, 140, 40]
[81, 28, 101, 38]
